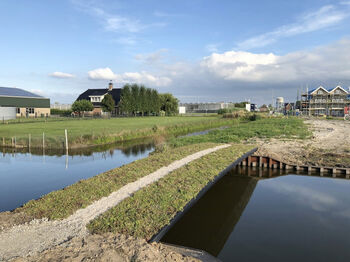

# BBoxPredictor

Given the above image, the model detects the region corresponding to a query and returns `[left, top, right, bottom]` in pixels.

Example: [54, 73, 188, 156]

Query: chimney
[108, 80, 113, 91]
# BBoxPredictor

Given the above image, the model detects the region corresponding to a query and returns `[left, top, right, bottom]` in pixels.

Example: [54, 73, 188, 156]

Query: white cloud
[200, 39, 350, 83]
[237, 4, 350, 49]
[88, 67, 171, 87]
[263, 179, 338, 212]
[201, 51, 277, 81]
[49, 72, 75, 79]
[87, 39, 350, 104]
[135, 49, 168, 64]
[205, 43, 220, 53]
[71, 0, 165, 35]
[88, 67, 116, 80]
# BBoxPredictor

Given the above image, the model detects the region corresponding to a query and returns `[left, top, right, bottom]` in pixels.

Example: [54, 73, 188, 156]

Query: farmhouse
[300, 85, 350, 117]
[76, 82, 121, 115]
[0, 87, 50, 120]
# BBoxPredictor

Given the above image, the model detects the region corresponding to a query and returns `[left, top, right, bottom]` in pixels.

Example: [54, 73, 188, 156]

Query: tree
[145, 88, 152, 115]
[71, 100, 94, 117]
[131, 84, 140, 116]
[120, 84, 132, 115]
[101, 94, 115, 114]
[151, 89, 161, 115]
[139, 85, 147, 116]
[159, 93, 179, 116]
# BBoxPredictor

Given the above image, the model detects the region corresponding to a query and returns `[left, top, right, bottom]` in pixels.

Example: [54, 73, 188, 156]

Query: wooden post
[259, 156, 262, 167]
[247, 156, 251, 167]
[2, 137, 4, 147]
[65, 129, 68, 151]
[11, 137, 14, 147]
[28, 134, 31, 149]
[43, 132, 45, 149]
[14, 137, 16, 148]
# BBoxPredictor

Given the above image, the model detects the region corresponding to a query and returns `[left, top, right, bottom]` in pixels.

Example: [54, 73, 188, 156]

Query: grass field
[169, 117, 311, 147]
[0, 116, 232, 149]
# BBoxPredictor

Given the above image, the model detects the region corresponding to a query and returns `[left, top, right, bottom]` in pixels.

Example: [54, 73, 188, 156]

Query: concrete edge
[149, 147, 258, 243]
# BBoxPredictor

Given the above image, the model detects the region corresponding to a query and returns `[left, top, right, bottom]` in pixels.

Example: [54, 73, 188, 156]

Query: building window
[26, 108, 34, 114]
[16, 108, 20, 114]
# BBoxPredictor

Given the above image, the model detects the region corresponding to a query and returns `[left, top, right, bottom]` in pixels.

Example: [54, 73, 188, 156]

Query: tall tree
[120, 84, 132, 115]
[101, 94, 115, 114]
[131, 84, 140, 116]
[159, 93, 179, 116]
[145, 88, 152, 115]
[151, 89, 160, 115]
[139, 85, 147, 116]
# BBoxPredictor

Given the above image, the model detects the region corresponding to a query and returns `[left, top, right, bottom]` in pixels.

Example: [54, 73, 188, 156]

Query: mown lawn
[87, 144, 255, 240]
[0, 116, 232, 148]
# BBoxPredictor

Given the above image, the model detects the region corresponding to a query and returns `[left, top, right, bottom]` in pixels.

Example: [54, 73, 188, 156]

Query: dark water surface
[161, 167, 350, 262]
[0, 142, 154, 212]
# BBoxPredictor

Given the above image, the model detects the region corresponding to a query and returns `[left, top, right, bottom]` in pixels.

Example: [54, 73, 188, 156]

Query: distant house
[76, 82, 121, 115]
[259, 104, 269, 112]
[0, 87, 50, 120]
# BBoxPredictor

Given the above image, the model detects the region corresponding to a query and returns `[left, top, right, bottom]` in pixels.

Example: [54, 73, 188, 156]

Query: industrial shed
[0, 87, 50, 120]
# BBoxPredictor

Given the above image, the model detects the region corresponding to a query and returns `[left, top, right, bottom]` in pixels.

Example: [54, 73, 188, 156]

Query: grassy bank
[18, 143, 220, 220]
[169, 117, 310, 147]
[87, 144, 254, 240]
[0, 116, 232, 149]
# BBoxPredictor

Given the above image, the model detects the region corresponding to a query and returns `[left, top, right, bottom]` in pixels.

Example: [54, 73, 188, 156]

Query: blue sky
[1, 0, 350, 104]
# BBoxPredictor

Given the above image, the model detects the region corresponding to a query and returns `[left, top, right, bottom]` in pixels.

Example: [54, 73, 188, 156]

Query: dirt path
[0, 144, 230, 261]
[256, 119, 350, 167]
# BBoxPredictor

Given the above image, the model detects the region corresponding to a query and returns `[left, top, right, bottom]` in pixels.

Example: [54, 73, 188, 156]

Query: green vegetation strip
[170, 117, 311, 147]
[19, 143, 220, 220]
[87, 144, 254, 240]
[0, 116, 232, 148]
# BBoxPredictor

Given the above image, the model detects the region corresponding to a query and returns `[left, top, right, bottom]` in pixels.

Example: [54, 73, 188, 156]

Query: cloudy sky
[1, 0, 350, 104]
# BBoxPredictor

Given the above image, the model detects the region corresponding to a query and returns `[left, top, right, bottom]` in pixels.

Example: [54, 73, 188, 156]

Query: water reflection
[161, 166, 350, 261]
[0, 141, 154, 212]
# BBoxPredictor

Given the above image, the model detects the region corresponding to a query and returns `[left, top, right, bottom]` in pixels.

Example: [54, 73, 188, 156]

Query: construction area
[300, 86, 350, 117]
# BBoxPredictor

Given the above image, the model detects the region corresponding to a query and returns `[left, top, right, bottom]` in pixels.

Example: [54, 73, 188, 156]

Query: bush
[50, 109, 72, 116]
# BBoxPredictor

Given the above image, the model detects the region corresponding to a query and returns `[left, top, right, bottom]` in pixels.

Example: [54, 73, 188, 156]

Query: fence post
[29, 134, 31, 149]
[65, 129, 69, 151]
[2, 137, 4, 147]
[11, 137, 14, 147]
[43, 132, 45, 149]
[14, 137, 16, 148]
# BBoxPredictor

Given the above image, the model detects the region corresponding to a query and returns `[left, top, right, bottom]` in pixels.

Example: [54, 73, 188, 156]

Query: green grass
[169, 117, 311, 147]
[0, 116, 232, 149]
[18, 143, 220, 220]
[87, 144, 254, 240]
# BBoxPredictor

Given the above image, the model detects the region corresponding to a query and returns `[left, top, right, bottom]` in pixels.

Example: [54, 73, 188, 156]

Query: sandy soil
[256, 119, 350, 167]
[11, 233, 199, 262]
[0, 145, 229, 262]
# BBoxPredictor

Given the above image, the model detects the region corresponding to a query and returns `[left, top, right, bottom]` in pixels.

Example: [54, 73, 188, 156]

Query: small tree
[71, 100, 94, 117]
[101, 94, 115, 114]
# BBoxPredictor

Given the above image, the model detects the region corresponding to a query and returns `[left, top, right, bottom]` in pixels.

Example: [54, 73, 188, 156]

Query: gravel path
[0, 144, 230, 261]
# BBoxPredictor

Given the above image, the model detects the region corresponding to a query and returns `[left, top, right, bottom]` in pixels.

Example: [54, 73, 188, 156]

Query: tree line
[71, 84, 178, 116]
[119, 84, 178, 116]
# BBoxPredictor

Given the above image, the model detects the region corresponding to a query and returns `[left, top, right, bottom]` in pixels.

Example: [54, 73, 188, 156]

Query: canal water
[0, 142, 154, 212]
[161, 166, 350, 262]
